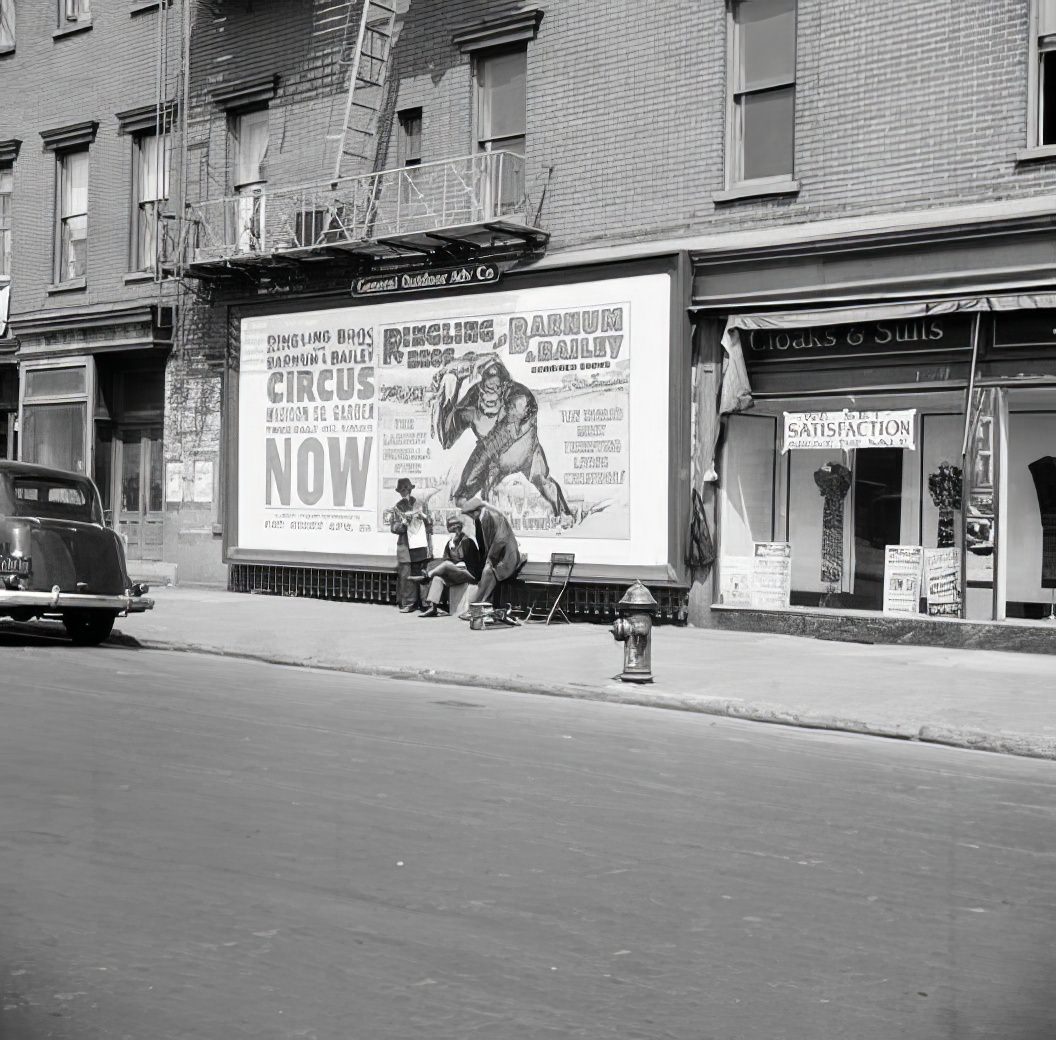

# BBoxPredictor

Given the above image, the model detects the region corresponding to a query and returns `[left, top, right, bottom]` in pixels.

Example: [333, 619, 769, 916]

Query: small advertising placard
[751, 542, 792, 609]
[924, 547, 962, 617]
[882, 545, 923, 615]
[782, 410, 917, 453]
[719, 556, 754, 607]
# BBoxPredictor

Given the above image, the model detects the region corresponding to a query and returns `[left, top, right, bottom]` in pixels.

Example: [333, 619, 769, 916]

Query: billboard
[236, 273, 672, 568]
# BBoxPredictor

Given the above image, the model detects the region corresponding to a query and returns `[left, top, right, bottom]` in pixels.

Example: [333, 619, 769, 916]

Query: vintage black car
[0, 461, 153, 645]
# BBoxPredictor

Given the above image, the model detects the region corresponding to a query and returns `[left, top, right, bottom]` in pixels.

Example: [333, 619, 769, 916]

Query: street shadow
[0, 622, 143, 651]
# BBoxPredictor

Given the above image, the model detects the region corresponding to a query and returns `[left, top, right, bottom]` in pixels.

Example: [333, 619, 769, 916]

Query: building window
[56, 148, 88, 282]
[727, 0, 797, 186]
[0, 166, 11, 277]
[59, 0, 90, 25]
[231, 108, 268, 252]
[1034, 0, 1056, 146]
[398, 108, 422, 168]
[21, 363, 89, 474]
[475, 47, 526, 213]
[132, 130, 170, 272]
[0, 0, 15, 53]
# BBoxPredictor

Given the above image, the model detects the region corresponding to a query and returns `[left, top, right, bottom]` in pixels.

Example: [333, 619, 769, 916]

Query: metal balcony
[181, 150, 547, 279]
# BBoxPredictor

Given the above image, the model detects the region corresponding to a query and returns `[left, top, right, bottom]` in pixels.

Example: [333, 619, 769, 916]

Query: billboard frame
[222, 254, 691, 585]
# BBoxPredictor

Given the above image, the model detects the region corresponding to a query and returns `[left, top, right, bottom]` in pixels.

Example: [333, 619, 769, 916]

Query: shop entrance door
[115, 426, 163, 561]
[852, 447, 904, 608]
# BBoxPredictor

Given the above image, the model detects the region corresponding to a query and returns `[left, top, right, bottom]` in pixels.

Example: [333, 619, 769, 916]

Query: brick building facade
[0, 0, 187, 582]
[4, 0, 1056, 637]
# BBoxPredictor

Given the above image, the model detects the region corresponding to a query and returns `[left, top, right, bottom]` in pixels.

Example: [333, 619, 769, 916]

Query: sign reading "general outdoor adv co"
[782, 409, 917, 453]
[352, 263, 501, 298]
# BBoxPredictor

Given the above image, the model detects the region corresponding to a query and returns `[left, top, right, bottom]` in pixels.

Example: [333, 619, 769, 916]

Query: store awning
[697, 293, 1056, 483]
[714, 293, 1056, 334]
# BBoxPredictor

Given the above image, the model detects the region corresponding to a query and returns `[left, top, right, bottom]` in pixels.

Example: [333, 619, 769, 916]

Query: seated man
[455, 495, 526, 618]
[418, 515, 482, 618]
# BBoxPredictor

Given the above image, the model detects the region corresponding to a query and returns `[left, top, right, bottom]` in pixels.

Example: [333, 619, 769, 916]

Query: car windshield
[12, 477, 96, 522]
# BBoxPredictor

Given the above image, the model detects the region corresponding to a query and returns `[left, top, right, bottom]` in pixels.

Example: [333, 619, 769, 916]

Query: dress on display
[1028, 456, 1056, 589]
[814, 462, 852, 586]
[928, 462, 962, 549]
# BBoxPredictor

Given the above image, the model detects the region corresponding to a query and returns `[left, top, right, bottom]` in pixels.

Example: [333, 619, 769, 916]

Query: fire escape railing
[184, 150, 529, 265]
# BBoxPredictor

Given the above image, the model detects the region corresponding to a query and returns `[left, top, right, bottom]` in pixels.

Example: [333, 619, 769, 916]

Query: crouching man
[417, 515, 482, 617]
[455, 496, 527, 619]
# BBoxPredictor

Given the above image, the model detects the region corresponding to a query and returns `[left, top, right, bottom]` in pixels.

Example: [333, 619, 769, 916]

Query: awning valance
[714, 293, 1056, 333]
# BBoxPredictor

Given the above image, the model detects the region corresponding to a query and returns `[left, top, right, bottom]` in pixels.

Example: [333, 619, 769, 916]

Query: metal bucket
[468, 601, 490, 631]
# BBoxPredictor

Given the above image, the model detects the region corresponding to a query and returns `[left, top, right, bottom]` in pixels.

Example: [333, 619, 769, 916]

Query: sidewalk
[112, 585, 1056, 761]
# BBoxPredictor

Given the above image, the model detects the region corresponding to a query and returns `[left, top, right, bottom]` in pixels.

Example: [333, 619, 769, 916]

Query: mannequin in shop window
[1028, 458, 1056, 611]
[814, 461, 852, 590]
[928, 462, 962, 548]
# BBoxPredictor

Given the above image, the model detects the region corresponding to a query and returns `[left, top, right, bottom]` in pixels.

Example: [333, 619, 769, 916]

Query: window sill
[123, 271, 156, 284]
[1016, 145, 1056, 165]
[46, 277, 87, 294]
[712, 177, 800, 204]
[53, 19, 93, 40]
[130, 0, 167, 14]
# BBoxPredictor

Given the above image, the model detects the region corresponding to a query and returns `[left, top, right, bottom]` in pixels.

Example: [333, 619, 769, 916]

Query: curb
[110, 630, 1056, 763]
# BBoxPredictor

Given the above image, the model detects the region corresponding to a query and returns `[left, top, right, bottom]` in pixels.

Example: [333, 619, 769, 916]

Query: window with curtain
[475, 47, 526, 213]
[234, 109, 268, 189]
[398, 109, 422, 168]
[132, 131, 170, 272]
[232, 109, 268, 252]
[0, 0, 15, 52]
[61, 0, 90, 24]
[0, 166, 11, 278]
[22, 403, 87, 473]
[1035, 0, 1056, 145]
[57, 148, 88, 282]
[728, 0, 797, 185]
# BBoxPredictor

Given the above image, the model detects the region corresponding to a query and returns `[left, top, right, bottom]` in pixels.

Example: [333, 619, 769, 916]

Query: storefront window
[1005, 389, 1056, 620]
[21, 362, 89, 475]
[719, 391, 967, 614]
[22, 402, 87, 473]
[25, 366, 85, 398]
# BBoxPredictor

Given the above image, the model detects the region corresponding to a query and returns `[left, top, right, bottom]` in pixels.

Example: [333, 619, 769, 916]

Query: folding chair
[524, 552, 575, 625]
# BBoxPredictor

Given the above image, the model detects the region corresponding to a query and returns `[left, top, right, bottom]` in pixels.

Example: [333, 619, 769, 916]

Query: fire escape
[175, 0, 548, 290]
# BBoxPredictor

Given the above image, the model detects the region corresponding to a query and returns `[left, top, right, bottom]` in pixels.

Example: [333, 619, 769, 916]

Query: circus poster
[236, 273, 671, 569]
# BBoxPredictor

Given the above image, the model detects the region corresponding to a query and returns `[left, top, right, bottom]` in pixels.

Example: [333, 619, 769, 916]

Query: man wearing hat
[390, 477, 433, 612]
[417, 515, 483, 618]
[456, 495, 526, 614]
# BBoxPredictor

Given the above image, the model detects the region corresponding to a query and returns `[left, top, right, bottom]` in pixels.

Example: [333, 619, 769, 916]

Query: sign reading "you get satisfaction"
[782, 409, 917, 453]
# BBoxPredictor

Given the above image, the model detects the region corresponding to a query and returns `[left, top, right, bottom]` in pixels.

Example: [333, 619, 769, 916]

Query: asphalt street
[1, 635, 1055, 1040]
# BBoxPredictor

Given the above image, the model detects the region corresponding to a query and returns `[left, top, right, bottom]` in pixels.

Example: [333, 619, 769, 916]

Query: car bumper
[0, 586, 155, 614]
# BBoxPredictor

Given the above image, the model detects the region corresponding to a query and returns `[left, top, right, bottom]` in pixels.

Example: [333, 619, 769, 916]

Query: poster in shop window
[882, 544, 923, 615]
[924, 547, 962, 616]
[750, 542, 792, 609]
[719, 555, 754, 607]
[235, 274, 672, 569]
[782, 410, 917, 453]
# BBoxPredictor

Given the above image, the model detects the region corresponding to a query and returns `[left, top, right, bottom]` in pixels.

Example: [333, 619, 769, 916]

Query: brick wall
[182, 0, 1056, 253]
[0, 0, 184, 319]
[4, 0, 1053, 308]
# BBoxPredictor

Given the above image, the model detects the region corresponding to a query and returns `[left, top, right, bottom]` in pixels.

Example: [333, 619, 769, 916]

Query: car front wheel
[62, 610, 116, 647]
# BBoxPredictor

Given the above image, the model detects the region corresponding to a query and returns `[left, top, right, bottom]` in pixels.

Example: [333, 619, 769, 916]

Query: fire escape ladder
[324, 0, 399, 184]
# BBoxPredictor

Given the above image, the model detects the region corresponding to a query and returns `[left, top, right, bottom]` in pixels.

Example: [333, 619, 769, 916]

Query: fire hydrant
[610, 580, 658, 683]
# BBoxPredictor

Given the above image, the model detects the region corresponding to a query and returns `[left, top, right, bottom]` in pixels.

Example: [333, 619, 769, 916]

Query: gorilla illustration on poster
[430, 352, 573, 519]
